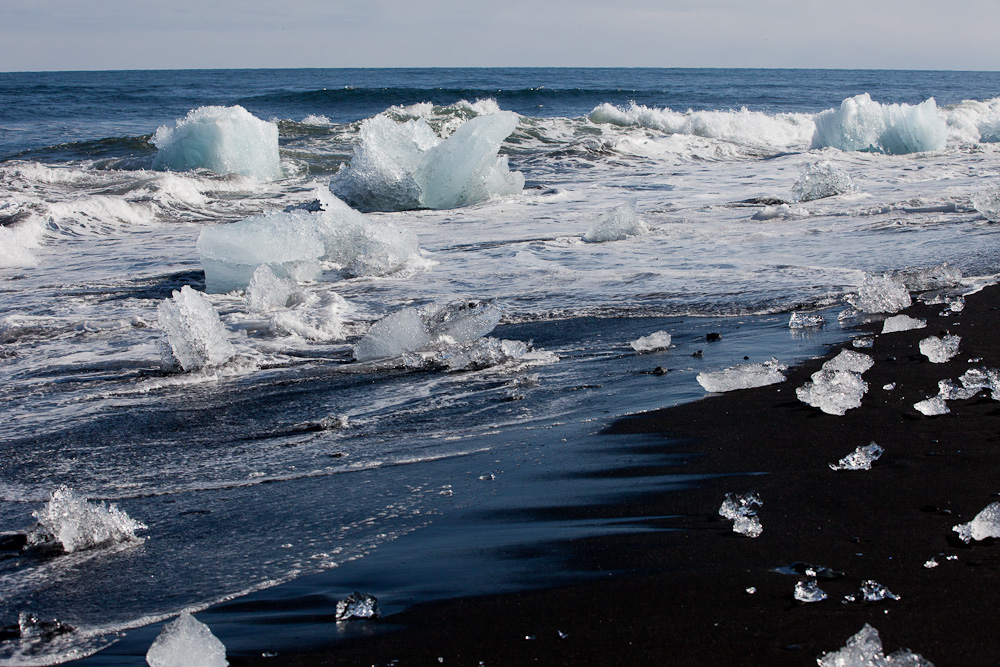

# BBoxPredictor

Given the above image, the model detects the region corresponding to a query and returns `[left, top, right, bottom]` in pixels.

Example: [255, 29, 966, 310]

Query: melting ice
[790, 161, 855, 202]
[881, 314, 926, 334]
[953, 501, 1000, 543]
[583, 202, 649, 243]
[829, 442, 884, 471]
[29, 486, 146, 554]
[719, 492, 763, 538]
[919, 334, 960, 363]
[818, 624, 933, 667]
[145, 612, 228, 667]
[158, 286, 236, 372]
[696, 358, 787, 393]
[630, 330, 672, 352]
[812, 94, 948, 154]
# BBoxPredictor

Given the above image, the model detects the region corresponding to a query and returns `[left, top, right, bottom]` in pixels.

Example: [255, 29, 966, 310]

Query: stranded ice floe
[881, 314, 927, 334]
[919, 334, 961, 363]
[630, 330, 672, 352]
[829, 442, 884, 471]
[696, 358, 787, 393]
[145, 612, 228, 667]
[796, 349, 873, 415]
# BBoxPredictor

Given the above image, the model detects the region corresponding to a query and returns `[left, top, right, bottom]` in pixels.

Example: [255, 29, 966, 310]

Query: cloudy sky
[3, 0, 999, 72]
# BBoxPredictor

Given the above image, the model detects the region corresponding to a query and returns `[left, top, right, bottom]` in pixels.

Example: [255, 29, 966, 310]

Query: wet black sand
[233, 284, 1000, 666]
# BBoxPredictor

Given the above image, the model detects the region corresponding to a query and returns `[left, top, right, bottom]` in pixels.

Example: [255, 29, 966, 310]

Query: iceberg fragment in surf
[971, 187, 1000, 222]
[331, 110, 524, 211]
[892, 263, 963, 291]
[335, 592, 381, 621]
[953, 501, 1000, 543]
[245, 264, 307, 313]
[789, 312, 825, 329]
[157, 286, 236, 372]
[882, 314, 926, 334]
[719, 491, 763, 538]
[796, 369, 869, 415]
[28, 486, 146, 554]
[146, 612, 228, 667]
[812, 94, 948, 154]
[583, 202, 649, 242]
[696, 358, 787, 393]
[790, 161, 855, 202]
[919, 334, 960, 363]
[152, 105, 281, 181]
[818, 624, 933, 667]
[846, 273, 912, 314]
[830, 442, 884, 471]
[630, 330, 672, 352]
[246, 265, 351, 341]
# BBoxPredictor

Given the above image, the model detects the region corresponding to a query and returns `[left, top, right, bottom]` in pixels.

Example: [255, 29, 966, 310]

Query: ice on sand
[847, 273, 912, 314]
[335, 592, 381, 621]
[157, 286, 235, 372]
[630, 330, 672, 352]
[29, 486, 146, 554]
[152, 105, 281, 181]
[812, 93, 948, 155]
[953, 501, 1000, 543]
[146, 612, 227, 667]
[882, 314, 926, 334]
[829, 442, 884, 471]
[796, 369, 868, 415]
[818, 624, 934, 667]
[919, 334, 960, 363]
[696, 358, 787, 393]
[823, 350, 874, 374]
[719, 492, 763, 538]
[583, 201, 649, 242]
[331, 111, 523, 211]
[958, 367, 1000, 400]
[794, 580, 828, 603]
[914, 395, 950, 416]
[790, 161, 855, 202]
[789, 312, 825, 329]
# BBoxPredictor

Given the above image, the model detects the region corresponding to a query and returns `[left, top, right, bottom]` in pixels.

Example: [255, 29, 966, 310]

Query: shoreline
[236, 283, 1000, 666]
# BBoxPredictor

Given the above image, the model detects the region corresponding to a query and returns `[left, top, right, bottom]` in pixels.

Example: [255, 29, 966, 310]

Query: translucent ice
[157, 286, 236, 372]
[353, 308, 431, 362]
[829, 442, 884, 471]
[790, 161, 855, 202]
[719, 492, 763, 538]
[415, 338, 531, 372]
[29, 486, 146, 554]
[145, 612, 228, 667]
[953, 501, 1000, 543]
[892, 263, 963, 291]
[812, 94, 948, 155]
[696, 358, 787, 393]
[630, 330, 672, 352]
[919, 334, 960, 363]
[881, 314, 926, 334]
[583, 202, 649, 242]
[914, 395, 949, 416]
[796, 369, 868, 415]
[245, 265, 306, 313]
[847, 273, 912, 314]
[789, 312, 825, 329]
[423, 300, 502, 345]
[794, 579, 828, 603]
[859, 580, 900, 602]
[312, 196, 421, 277]
[152, 105, 281, 181]
[822, 350, 874, 374]
[335, 592, 380, 621]
[959, 367, 1000, 400]
[818, 624, 933, 667]
[971, 187, 1000, 222]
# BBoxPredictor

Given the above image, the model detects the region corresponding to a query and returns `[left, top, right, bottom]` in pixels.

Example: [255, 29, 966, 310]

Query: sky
[3, 0, 1000, 72]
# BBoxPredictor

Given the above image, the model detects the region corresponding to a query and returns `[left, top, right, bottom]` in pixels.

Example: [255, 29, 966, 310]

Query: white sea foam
[29, 486, 146, 554]
[0, 214, 47, 267]
[812, 94, 948, 154]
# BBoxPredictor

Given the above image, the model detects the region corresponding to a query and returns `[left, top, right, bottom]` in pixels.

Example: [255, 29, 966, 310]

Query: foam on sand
[812, 94, 948, 154]
[146, 612, 228, 667]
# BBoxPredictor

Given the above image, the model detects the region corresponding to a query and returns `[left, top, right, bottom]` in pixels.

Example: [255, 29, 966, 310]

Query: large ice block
[812, 94, 947, 155]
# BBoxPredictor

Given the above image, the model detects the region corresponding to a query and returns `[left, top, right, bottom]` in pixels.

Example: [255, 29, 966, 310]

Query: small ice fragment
[157, 286, 236, 372]
[937, 378, 979, 401]
[923, 559, 938, 569]
[789, 312, 826, 329]
[860, 580, 900, 602]
[971, 187, 1000, 222]
[427, 337, 531, 372]
[751, 203, 797, 221]
[335, 592, 381, 621]
[583, 201, 649, 242]
[719, 492, 763, 538]
[914, 395, 949, 416]
[353, 308, 431, 362]
[696, 358, 787, 393]
[829, 442, 884, 471]
[959, 367, 1000, 400]
[794, 580, 828, 603]
[823, 350, 874, 374]
[29, 486, 146, 554]
[892, 263, 963, 290]
[796, 369, 868, 415]
[745, 587, 757, 595]
[145, 612, 228, 667]
[946, 296, 965, 313]
[847, 273, 912, 314]
[883, 383, 896, 391]
[790, 161, 855, 202]
[16, 612, 73, 641]
[881, 314, 927, 334]
[919, 334, 960, 363]
[852, 337, 874, 349]
[952, 501, 1000, 543]
[630, 330, 672, 352]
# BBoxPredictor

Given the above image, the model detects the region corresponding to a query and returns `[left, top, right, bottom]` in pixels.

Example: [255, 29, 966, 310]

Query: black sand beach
[233, 284, 1000, 666]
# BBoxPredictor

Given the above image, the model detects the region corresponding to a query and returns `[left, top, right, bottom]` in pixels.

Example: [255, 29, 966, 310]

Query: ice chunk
[829, 442, 884, 471]
[197, 212, 324, 294]
[424, 301, 502, 344]
[312, 201, 420, 277]
[696, 358, 787, 393]
[891, 263, 963, 291]
[818, 624, 933, 667]
[28, 486, 145, 554]
[796, 369, 868, 415]
[881, 314, 927, 334]
[847, 273, 911, 314]
[789, 312, 825, 329]
[152, 105, 281, 181]
[823, 350, 874, 374]
[794, 580, 828, 603]
[859, 580, 900, 602]
[751, 203, 802, 221]
[914, 395, 949, 416]
[919, 334, 960, 363]
[630, 330, 672, 352]
[953, 501, 1000, 543]
[791, 161, 855, 202]
[812, 94, 948, 154]
[146, 612, 228, 667]
[245, 265, 306, 313]
[335, 592, 380, 621]
[353, 308, 431, 362]
[418, 338, 529, 372]
[269, 292, 352, 342]
[959, 367, 1000, 400]
[583, 202, 649, 242]
[971, 187, 1000, 222]
[719, 492, 763, 538]
[852, 337, 874, 349]
[157, 286, 236, 372]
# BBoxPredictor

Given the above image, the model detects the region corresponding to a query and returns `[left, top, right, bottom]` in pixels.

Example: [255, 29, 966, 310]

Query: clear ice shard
[789, 312, 826, 328]
[630, 330, 672, 352]
[157, 286, 236, 372]
[859, 580, 900, 602]
[145, 612, 228, 667]
[719, 492, 763, 538]
[958, 367, 1000, 400]
[353, 308, 431, 362]
[790, 161, 855, 202]
[583, 201, 649, 242]
[892, 263, 963, 291]
[27, 486, 146, 554]
[829, 442, 884, 471]
[696, 358, 787, 393]
[822, 350, 874, 374]
[953, 501, 1000, 543]
[152, 105, 281, 181]
[818, 624, 934, 667]
[794, 579, 828, 603]
[881, 314, 927, 334]
[847, 273, 912, 314]
[919, 334, 960, 363]
[913, 395, 949, 416]
[796, 369, 868, 415]
[335, 592, 380, 621]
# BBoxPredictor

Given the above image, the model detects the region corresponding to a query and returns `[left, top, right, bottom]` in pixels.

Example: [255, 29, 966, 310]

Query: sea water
[2, 67, 1000, 664]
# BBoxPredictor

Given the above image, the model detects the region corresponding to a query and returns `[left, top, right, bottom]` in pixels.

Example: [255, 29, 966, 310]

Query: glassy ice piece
[790, 161, 855, 202]
[936, 378, 979, 401]
[914, 395, 949, 416]
[719, 492, 763, 538]
[860, 580, 900, 602]
[157, 286, 236, 372]
[583, 201, 649, 243]
[28, 486, 145, 554]
[146, 612, 228, 667]
[971, 187, 1000, 222]
[886, 649, 935, 666]
[823, 350, 874, 374]
[959, 367, 1000, 400]
[427, 338, 529, 372]
[335, 592, 380, 621]
[630, 330, 672, 352]
[697, 358, 787, 393]
[790, 312, 826, 329]
[796, 369, 868, 415]
[311, 199, 420, 277]
[353, 308, 431, 362]
[425, 301, 502, 344]
[953, 501, 1000, 543]
[817, 623, 884, 667]
[881, 314, 927, 334]
[852, 337, 874, 349]
[919, 334, 960, 363]
[812, 93, 947, 154]
[794, 579, 828, 603]
[245, 265, 306, 313]
[16, 612, 74, 641]
[891, 263, 963, 291]
[152, 105, 281, 181]
[847, 273, 911, 314]
[830, 442, 884, 471]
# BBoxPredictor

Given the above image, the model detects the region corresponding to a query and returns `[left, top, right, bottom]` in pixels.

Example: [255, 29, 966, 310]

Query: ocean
[1, 67, 999, 665]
